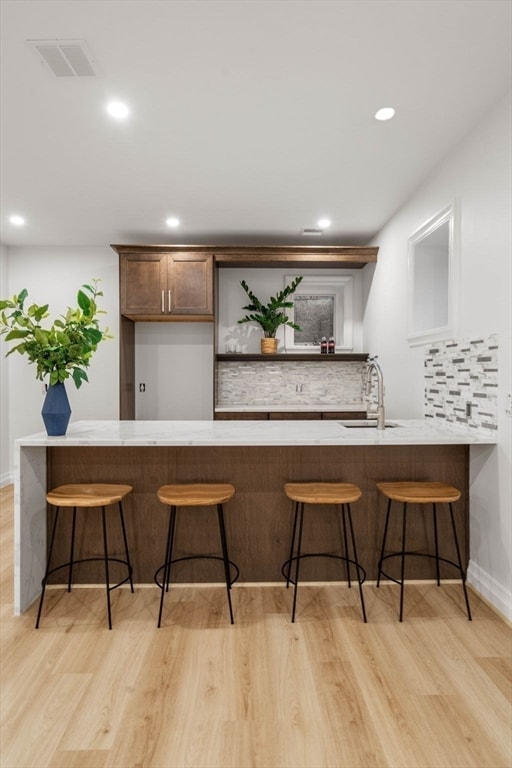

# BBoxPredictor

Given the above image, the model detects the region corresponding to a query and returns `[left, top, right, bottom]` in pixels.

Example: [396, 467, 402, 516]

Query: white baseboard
[467, 560, 512, 621]
[0, 472, 13, 488]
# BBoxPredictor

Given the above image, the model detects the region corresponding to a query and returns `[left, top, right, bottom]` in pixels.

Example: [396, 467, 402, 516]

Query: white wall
[364, 90, 512, 617]
[135, 323, 213, 419]
[2, 247, 120, 479]
[0, 244, 9, 485]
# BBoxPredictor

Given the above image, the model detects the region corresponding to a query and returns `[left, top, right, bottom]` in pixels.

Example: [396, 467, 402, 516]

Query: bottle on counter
[328, 336, 335, 354]
[320, 336, 328, 354]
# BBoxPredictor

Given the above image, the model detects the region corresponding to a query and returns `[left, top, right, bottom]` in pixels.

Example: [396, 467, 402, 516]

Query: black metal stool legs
[285, 500, 367, 623]
[156, 501, 238, 627]
[68, 506, 77, 591]
[340, 503, 352, 588]
[101, 505, 113, 630]
[285, 501, 300, 588]
[433, 503, 441, 586]
[344, 503, 367, 623]
[376, 498, 392, 589]
[376, 499, 408, 621]
[449, 502, 472, 621]
[399, 502, 408, 622]
[377, 495, 472, 621]
[100, 501, 135, 630]
[157, 505, 177, 628]
[35, 505, 60, 629]
[118, 500, 135, 594]
[36, 499, 134, 630]
[291, 502, 306, 623]
[217, 503, 234, 624]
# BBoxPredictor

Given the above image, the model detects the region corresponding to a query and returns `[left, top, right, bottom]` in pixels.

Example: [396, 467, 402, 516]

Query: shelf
[214, 246, 378, 269]
[216, 353, 368, 362]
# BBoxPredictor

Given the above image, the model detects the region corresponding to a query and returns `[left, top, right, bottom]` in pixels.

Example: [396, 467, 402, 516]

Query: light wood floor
[1, 484, 511, 768]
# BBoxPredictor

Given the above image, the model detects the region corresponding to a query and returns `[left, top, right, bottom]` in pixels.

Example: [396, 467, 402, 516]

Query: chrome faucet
[365, 356, 385, 430]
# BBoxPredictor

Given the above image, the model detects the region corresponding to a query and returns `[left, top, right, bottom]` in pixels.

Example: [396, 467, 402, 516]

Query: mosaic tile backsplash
[424, 334, 498, 431]
[216, 360, 367, 408]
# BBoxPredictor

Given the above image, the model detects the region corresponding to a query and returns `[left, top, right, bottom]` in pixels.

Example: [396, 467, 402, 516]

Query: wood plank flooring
[1, 484, 510, 768]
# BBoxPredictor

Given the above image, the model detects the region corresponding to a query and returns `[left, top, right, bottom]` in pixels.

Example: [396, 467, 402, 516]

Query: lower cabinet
[269, 412, 321, 420]
[215, 412, 269, 420]
[322, 411, 367, 420]
[215, 411, 366, 420]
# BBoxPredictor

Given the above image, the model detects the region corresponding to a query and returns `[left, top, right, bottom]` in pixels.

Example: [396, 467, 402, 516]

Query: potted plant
[237, 275, 303, 354]
[0, 278, 110, 435]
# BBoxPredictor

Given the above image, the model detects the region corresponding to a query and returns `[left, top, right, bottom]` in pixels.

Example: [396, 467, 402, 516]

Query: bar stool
[35, 483, 134, 630]
[282, 482, 367, 623]
[155, 483, 239, 627]
[376, 481, 472, 621]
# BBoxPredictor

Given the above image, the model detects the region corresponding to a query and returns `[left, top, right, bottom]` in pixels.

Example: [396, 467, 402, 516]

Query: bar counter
[15, 419, 496, 614]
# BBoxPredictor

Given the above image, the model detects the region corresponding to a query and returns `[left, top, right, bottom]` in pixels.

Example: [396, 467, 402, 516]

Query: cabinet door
[120, 253, 167, 317]
[269, 412, 322, 420]
[215, 412, 269, 420]
[322, 411, 367, 420]
[167, 253, 213, 315]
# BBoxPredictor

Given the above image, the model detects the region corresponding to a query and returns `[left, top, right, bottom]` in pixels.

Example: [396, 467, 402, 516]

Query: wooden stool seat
[155, 482, 238, 627]
[376, 481, 461, 504]
[376, 480, 471, 621]
[282, 482, 367, 623]
[157, 483, 235, 507]
[284, 482, 362, 505]
[47, 483, 133, 507]
[36, 483, 134, 630]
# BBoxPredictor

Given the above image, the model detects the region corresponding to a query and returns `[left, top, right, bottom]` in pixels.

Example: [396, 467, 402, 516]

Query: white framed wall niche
[407, 201, 460, 346]
[284, 274, 355, 352]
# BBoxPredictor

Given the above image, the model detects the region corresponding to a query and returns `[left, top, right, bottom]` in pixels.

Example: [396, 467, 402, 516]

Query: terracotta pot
[261, 337, 278, 354]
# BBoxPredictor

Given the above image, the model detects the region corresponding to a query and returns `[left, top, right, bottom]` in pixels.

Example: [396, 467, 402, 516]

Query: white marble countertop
[16, 419, 498, 447]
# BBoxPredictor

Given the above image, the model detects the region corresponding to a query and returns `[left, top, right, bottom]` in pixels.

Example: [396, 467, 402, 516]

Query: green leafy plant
[0, 279, 110, 388]
[237, 276, 304, 338]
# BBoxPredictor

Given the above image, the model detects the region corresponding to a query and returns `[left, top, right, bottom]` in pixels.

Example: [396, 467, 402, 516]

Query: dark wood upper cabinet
[117, 249, 213, 321]
[167, 252, 213, 316]
[112, 243, 378, 419]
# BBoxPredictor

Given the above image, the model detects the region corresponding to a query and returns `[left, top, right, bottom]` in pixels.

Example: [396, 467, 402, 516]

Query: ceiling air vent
[301, 228, 324, 236]
[27, 39, 98, 77]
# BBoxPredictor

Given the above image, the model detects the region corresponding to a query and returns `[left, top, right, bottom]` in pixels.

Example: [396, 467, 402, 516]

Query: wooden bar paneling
[46, 444, 468, 585]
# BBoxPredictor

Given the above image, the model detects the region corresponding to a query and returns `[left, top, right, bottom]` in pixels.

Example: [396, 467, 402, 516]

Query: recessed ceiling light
[166, 217, 180, 228]
[317, 218, 331, 229]
[106, 101, 129, 119]
[375, 107, 395, 121]
[9, 215, 25, 226]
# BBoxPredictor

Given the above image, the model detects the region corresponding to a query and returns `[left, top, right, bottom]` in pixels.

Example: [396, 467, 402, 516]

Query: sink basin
[338, 420, 400, 429]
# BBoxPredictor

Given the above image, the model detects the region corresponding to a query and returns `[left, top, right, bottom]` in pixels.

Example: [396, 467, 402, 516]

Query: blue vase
[41, 382, 71, 436]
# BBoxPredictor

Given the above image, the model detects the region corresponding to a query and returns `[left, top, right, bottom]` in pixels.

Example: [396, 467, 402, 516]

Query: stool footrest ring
[154, 555, 240, 590]
[281, 553, 367, 586]
[42, 557, 134, 593]
[378, 551, 467, 587]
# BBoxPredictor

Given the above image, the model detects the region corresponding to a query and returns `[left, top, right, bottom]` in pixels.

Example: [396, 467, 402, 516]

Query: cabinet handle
[161, 290, 165, 313]
[168, 289, 172, 313]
